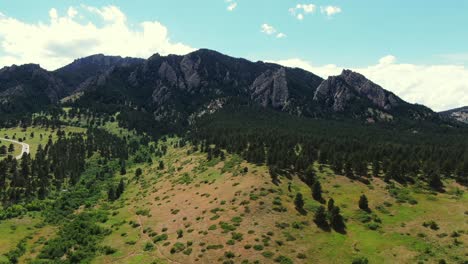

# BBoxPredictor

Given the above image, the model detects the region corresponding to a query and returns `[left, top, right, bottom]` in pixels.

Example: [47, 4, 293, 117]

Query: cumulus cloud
[289, 4, 316, 20]
[269, 56, 468, 111]
[226, 0, 237, 11]
[261, 24, 276, 35]
[320, 6, 342, 17]
[276, 33, 287, 39]
[0, 5, 195, 70]
[260, 24, 286, 39]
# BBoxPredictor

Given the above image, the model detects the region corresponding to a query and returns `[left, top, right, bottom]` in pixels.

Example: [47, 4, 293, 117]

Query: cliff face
[0, 49, 442, 125]
[313, 70, 402, 112]
[440, 106, 468, 124]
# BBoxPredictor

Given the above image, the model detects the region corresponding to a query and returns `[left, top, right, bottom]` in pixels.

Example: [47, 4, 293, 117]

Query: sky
[0, 0, 467, 111]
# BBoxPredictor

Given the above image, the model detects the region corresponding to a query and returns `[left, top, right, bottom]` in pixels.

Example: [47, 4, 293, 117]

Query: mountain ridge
[0, 48, 460, 127]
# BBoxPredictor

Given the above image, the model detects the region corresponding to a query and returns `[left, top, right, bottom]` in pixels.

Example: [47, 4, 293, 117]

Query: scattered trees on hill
[0, 128, 129, 207]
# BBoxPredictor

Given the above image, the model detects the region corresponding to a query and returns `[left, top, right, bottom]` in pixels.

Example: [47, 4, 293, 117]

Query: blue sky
[2, 0, 468, 66]
[0, 0, 467, 110]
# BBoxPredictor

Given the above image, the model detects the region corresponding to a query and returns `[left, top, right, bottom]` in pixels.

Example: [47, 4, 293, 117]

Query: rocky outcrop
[440, 106, 468, 124]
[314, 69, 403, 113]
[340, 70, 400, 110]
[250, 68, 289, 109]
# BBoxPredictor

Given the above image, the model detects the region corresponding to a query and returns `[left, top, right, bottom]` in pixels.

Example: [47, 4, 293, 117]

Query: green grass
[0, 126, 86, 157]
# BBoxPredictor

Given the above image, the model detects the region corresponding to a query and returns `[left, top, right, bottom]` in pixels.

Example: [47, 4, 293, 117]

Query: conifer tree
[314, 205, 328, 229]
[294, 193, 304, 211]
[312, 181, 323, 202]
[358, 194, 369, 211]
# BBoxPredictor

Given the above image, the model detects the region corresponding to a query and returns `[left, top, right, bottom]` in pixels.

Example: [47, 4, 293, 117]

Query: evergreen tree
[327, 198, 335, 212]
[344, 161, 354, 179]
[329, 206, 346, 232]
[372, 159, 380, 177]
[358, 194, 369, 211]
[116, 179, 125, 198]
[312, 181, 323, 203]
[135, 168, 143, 178]
[314, 205, 329, 229]
[108, 187, 116, 201]
[294, 193, 304, 211]
[158, 160, 165, 170]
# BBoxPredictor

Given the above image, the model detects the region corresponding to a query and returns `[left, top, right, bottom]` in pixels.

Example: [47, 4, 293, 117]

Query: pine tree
[327, 198, 335, 212]
[135, 168, 143, 178]
[116, 179, 125, 198]
[345, 161, 354, 178]
[108, 187, 116, 201]
[158, 160, 165, 170]
[314, 205, 328, 228]
[329, 206, 346, 232]
[359, 194, 369, 211]
[294, 193, 304, 211]
[312, 181, 323, 202]
[303, 164, 316, 186]
[372, 159, 380, 177]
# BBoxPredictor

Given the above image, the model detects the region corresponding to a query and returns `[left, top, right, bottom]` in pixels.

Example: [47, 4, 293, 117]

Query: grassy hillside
[0, 118, 466, 264]
[91, 142, 467, 264]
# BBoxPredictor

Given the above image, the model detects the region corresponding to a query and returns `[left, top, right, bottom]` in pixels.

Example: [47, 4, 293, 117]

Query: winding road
[0, 137, 30, 159]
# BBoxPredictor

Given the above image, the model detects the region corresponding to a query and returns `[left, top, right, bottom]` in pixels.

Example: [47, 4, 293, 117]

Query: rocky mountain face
[313, 69, 434, 121]
[54, 54, 144, 91]
[0, 64, 66, 113]
[78, 49, 323, 123]
[0, 48, 441, 125]
[440, 106, 468, 124]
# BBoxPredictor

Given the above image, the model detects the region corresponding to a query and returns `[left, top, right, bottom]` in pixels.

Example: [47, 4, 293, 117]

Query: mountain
[440, 106, 468, 124]
[0, 55, 143, 114]
[0, 48, 445, 126]
[0, 64, 66, 113]
[70, 49, 438, 125]
[76, 49, 323, 123]
[313, 70, 435, 122]
[54, 54, 144, 91]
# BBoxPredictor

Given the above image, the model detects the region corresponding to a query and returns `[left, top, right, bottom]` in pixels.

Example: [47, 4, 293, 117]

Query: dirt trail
[0, 137, 30, 159]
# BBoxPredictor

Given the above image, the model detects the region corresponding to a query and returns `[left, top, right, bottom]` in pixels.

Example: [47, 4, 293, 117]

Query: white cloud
[438, 53, 468, 64]
[276, 33, 286, 39]
[49, 8, 58, 20]
[297, 4, 316, 13]
[269, 56, 468, 111]
[227, 2, 237, 11]
[261, 23, 276, 35]
[379, 55, 396, 65]
[67, 7, 78, 18]
[320, 6, 342, 17]
[0, 5, 195, 70]
[289, 3, 316, 20]
[261, 24, 286, 39]
[225, 0, 237, 11]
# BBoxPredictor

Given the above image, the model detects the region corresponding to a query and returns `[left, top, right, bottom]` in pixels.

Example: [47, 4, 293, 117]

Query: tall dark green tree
[312, 181, 323, 203]
[294, 193, 305, 211]
[314, 205, 329, 229]
[358, 194, 369, 211]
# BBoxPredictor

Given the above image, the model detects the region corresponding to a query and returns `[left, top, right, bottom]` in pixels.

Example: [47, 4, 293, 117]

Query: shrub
[170, 242, 186, 254]
[253, 245, 264, 251]
[143, 242, 154, 251]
